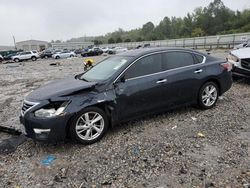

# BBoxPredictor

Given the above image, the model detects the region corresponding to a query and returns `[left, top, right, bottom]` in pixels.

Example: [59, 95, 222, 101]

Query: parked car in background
[52, 49, 63, 54]
[20, 47, 232, 144]
[81, 47, 103, 57]
[12, 51, 39, 62]
[40, 50, 53, 59]
[234, 39, 250, 49]
[101, 47, 109, 53]
[228, 48, 250, 78]
[52, 51, 76, 59]
[3, 53, 18, 61]
[108, 47, 128, 54]
[0, 54, 3, 63]
[74, 49, 82, 55]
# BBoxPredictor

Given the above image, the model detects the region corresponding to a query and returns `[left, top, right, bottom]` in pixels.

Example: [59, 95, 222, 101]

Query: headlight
[227, 53, 239, 62]
[34, 101, 70, 118]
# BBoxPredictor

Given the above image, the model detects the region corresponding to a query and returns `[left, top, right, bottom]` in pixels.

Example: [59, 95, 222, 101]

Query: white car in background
[108, 47, 128, 54]
[234, 39, 250, 49]
[52, 51, 76, 59]
[0, 54, 3, 63]
[227, 47, 250, 78]
[12, 51, 39, 62]
[114, 47, 128, 54]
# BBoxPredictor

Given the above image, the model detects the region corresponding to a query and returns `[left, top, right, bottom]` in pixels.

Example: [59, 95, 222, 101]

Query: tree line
[70, 0, 250, 45]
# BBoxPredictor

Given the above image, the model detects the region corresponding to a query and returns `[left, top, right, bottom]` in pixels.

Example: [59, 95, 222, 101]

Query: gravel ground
[0, 50, 249, 188]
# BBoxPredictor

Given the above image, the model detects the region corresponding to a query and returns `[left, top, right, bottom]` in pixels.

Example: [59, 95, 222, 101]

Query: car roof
[118, 47, 205, 58]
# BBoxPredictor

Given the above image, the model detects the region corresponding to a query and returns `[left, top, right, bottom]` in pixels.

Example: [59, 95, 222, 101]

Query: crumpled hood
[231, 48, 250, 59]
[26, 76, 97, 101]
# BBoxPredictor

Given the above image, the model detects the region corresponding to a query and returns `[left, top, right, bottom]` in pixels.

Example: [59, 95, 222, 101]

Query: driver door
[114, 53, 166, 121]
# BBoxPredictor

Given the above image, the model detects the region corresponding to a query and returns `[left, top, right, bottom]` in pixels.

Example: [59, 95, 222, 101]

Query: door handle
[194, 69, 203, 74]
[156, 79, 167, 84]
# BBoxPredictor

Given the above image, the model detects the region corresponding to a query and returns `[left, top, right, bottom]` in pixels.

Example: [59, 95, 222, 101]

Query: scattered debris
[49, 62, 61, 66]
[0, 135, 27, 154]
[179, 165, 188, 174]
[172, 125, 177, 130]
[0, 126, 22, 136]
[191, 117, 197, 121]
[41, 155, 57, 166]
[54, 167, 68, 182]
[197, 132, 205, 138]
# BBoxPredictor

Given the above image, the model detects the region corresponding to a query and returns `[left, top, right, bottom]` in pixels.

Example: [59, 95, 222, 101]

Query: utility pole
[13, 35, 17, 50]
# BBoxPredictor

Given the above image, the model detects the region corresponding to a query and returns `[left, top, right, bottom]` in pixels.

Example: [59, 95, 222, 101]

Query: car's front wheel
[69, 107, 109, 144]
[31, 56, 37, 61]
[198, 82, 219, 109]
[14, 58, 19, 62]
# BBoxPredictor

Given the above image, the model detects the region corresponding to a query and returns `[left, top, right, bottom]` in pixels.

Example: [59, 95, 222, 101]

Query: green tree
[108, 38, 115, 44]
[191, 28, 205, 37]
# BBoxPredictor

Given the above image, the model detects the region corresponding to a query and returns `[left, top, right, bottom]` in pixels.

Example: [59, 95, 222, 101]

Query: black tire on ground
[70, 55, 74, 58]
[14, 58, 19, 62]
[55, 56, 60, 59]
[45, 55, 48, 59]
[31, 56, 37, 61]
[198, 81, 219, 110]
[69, 107, 109, 144]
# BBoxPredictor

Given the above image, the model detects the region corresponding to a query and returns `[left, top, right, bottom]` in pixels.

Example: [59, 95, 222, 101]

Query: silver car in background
[52, 51, 76, 59]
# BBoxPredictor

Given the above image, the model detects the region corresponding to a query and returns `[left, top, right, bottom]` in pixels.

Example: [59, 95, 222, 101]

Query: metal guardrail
[101, 32, 250, 49]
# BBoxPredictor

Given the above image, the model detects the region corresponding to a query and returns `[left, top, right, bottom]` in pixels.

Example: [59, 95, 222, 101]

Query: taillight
[221, 62, 232, 72]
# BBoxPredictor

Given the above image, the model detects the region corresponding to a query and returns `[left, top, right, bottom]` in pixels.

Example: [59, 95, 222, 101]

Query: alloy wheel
[75, 112, 105, 141]
[201, 85, 218, 107]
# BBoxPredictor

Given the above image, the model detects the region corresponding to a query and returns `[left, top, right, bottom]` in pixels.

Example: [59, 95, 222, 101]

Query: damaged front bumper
[20, 113, 71, 143]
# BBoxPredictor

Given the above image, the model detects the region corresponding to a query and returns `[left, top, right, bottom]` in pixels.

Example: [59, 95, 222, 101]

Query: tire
[44, 55, 48, 59]
[14, 58, 19, 62]
[70, 55, 74, 58]
[198, 82, 219, 109]
[69, 107, 109, 144]
[31, 56, 37, 61]
[55, 56, 60, 59]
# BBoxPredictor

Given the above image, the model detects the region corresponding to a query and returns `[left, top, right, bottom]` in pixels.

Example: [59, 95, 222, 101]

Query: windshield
[80, 56, 131, 81]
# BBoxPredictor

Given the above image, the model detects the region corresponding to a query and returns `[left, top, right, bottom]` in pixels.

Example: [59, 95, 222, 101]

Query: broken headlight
[34, 101, 70, 118]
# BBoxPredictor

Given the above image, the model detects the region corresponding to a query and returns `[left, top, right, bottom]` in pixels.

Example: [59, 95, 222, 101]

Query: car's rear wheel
[55, 56, 60, 59]
[69, 107, 109, 144]
[44, 55, 48, 59]
[198, 82, 219, 109]
[70, 55, 74, 58]
[31, 56, 37, 61]
[14, 58, 19, 62]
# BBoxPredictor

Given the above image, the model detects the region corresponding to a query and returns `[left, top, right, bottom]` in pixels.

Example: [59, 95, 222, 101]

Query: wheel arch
[65, 101, 115, 138]
[200, 77, 221, 96]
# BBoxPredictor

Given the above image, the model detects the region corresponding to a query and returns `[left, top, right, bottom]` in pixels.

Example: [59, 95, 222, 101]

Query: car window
[125, 54, 162, 79]
[194, 54, 204, 64]
[26, 52, 32, 55]
[162, 51, 195, 70]
[80, 56, 131, 81]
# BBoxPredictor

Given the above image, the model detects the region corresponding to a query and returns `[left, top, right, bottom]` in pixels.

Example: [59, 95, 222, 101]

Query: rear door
[160, 51, 206, 106]
[115, 53, 166, 120]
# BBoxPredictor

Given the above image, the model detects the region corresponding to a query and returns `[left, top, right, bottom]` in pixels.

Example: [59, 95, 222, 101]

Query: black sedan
[81, 47, 103, 57]
[40, 50, 53, 59]
[20, 48, 232, 144]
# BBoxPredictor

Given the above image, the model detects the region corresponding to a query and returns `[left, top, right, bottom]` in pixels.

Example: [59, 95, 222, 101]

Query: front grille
[241, 58, 250, 70]
[21, 101, 39, 116]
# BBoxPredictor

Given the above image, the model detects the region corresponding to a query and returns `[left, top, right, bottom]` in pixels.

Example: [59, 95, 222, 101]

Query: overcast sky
[0, 0, 249, 45]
